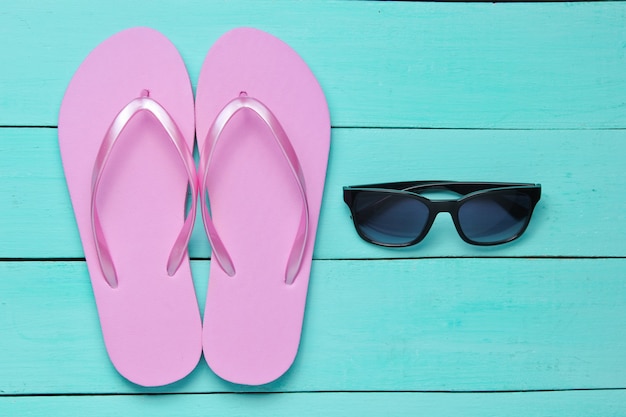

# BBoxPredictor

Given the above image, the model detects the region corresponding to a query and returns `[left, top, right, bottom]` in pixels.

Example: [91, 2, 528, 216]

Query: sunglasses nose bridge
[427, 200, 458, 233]
[430, 200, 457, 215]
[421, 200, 458, 242]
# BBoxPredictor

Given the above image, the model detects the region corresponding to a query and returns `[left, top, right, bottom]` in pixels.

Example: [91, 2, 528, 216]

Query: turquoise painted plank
[1, 1, 625, 128]
[1, 128, 625, 259]
[1, 259, 625, 394]
[2, 391, 626, 417]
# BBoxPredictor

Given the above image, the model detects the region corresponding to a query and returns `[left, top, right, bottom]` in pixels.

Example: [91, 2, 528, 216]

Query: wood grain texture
[1, 128, 624, 259]
[2, 391, 626, 417]
[0, 1, 625, 128]
[1, 259, 625, 394]
[0, 0, 625, 414]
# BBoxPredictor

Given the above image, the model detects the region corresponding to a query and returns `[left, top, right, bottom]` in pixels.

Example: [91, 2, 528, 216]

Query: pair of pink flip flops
[58, 27, 330, 387]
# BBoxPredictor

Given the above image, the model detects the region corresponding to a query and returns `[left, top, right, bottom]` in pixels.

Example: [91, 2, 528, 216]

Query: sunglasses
[343, 181, 541, 247]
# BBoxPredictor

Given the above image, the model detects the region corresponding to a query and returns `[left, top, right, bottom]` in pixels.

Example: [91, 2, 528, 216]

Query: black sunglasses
[343, 181, 541, 247]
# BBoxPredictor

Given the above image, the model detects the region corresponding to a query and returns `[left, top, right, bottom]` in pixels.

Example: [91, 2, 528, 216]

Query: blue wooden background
[1, 1, 626, 415]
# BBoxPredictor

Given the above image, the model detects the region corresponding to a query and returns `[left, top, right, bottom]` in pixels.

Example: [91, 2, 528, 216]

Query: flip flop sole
[196, 27, 331, 385]
[58, 27, 202, 387]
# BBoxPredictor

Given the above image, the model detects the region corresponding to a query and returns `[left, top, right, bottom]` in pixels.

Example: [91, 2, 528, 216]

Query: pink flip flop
[196, 28, 330, 385]
[58, 27, 202, 386]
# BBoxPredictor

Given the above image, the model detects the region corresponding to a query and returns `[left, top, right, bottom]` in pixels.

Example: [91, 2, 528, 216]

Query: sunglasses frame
[343, 181, 542, 247]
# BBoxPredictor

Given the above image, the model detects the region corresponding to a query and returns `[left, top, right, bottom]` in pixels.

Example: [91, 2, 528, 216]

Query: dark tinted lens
[353, 191, 429, 245]
[458, 190, 532, 244]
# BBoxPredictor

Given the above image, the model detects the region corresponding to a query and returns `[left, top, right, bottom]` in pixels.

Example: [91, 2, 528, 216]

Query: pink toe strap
[91, 91, 198, 288]
[199, 94, 309, 285]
